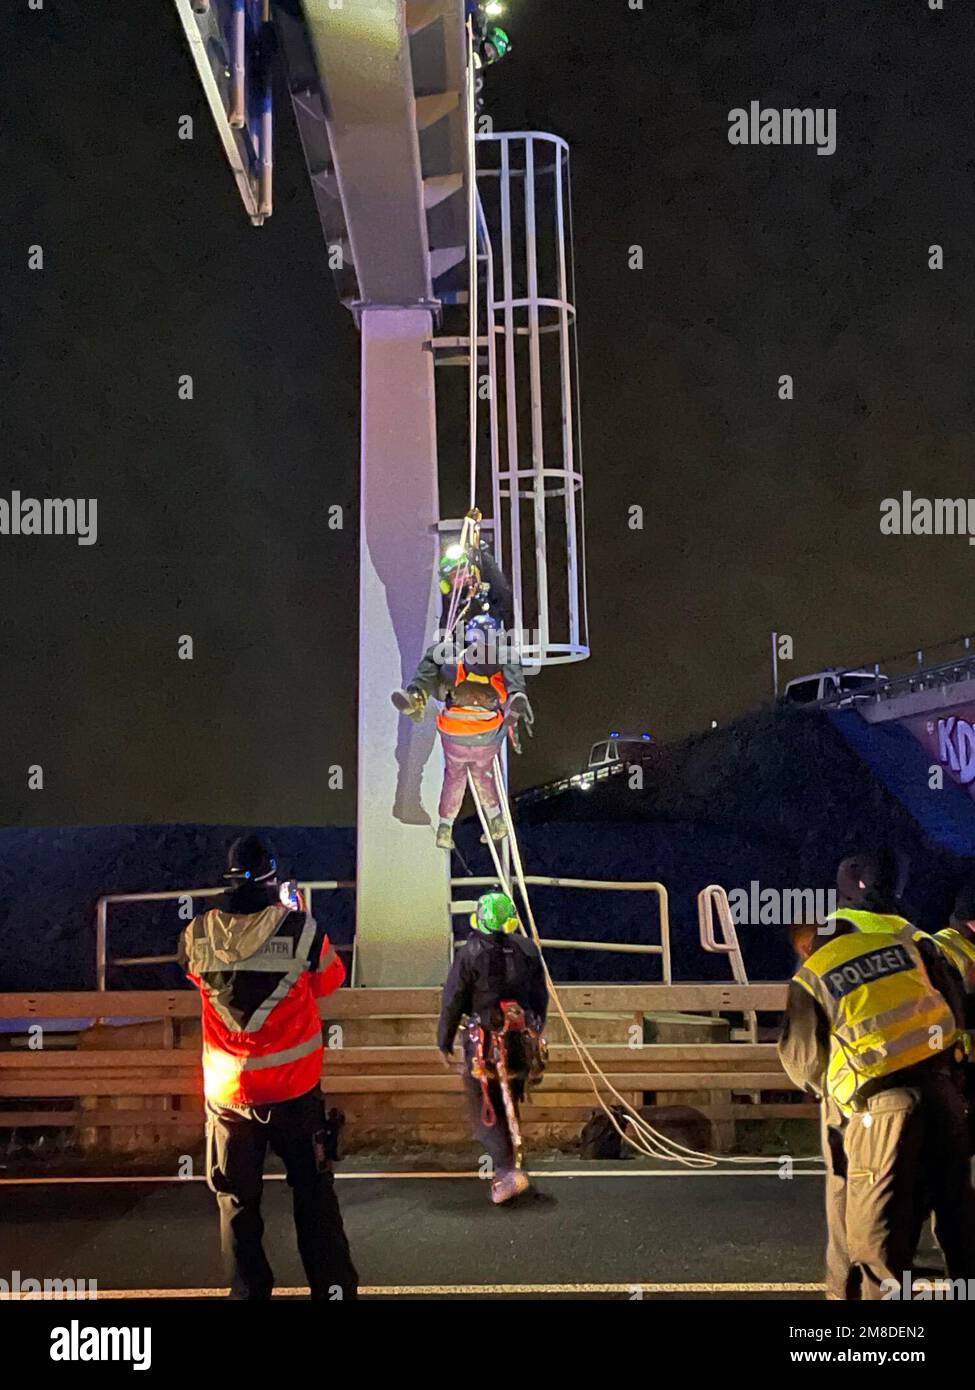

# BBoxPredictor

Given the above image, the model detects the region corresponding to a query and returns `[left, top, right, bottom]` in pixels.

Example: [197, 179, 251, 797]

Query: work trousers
[438, 732, 502, 822]
[822, 1104, 861, 1300]
[205, 1087, 358, 1300]
[825, 1067, 975, 1300]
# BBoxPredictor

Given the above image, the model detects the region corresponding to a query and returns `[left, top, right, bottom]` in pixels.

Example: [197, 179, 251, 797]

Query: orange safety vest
[437, 662, 508, 738]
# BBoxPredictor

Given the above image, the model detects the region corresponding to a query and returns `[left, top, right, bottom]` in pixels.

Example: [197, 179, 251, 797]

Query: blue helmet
[464, 611, 502, 645]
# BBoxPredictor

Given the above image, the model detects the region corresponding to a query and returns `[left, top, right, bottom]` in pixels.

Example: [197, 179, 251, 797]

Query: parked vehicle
[587, 732, 655, 770]
[783, 668, 886, 706]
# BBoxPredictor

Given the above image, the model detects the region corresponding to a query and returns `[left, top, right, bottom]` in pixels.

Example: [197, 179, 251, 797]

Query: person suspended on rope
[391, 610, 534, 851]
[438, 890, 548, 1204]
[437, 529, 515, 635]
[467, 3, 511, 68]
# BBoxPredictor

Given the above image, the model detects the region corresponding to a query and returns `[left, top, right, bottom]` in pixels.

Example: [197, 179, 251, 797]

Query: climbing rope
[465, 15, 479, 513]
[464, 760, 822, 1170]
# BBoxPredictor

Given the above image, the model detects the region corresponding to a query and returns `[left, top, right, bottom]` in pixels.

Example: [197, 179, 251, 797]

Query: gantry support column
[356, 307, 450, 986]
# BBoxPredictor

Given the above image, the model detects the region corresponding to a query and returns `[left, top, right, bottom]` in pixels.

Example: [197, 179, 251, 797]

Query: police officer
[935, 881, 975, 997]
[778, 851, 975, 1299]
[439, 891, 548, 1204]
[934, 881, 975, 1151]
[179, 835, 358, 1300]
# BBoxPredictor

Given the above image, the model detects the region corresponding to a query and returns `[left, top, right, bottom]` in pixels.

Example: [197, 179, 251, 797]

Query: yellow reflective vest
[824, 909, 917, 937]
[792, 925, 958, 1115]
[934, 926, 975, 994]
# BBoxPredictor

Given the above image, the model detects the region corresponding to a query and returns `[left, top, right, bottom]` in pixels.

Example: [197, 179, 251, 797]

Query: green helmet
[485, 25, 510, 62]
[438, 543, 467, 583]
[472, 890, 518, 935]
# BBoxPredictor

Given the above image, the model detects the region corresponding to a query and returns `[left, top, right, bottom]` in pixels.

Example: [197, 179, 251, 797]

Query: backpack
[579, 1105, 628, 1159]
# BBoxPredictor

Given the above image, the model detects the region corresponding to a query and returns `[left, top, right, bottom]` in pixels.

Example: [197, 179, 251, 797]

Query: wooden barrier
[0, 987, 809, 1154]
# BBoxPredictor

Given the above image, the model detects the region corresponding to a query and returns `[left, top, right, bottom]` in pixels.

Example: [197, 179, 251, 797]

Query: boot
[490, 1169, 531, 1205]
[435, 821, 455, 850]
[391, 688, 425, 723]
[487, 814, 508, 842]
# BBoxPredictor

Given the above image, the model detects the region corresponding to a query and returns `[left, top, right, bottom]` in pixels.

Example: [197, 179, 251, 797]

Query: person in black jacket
[439, 891, 548, 1204]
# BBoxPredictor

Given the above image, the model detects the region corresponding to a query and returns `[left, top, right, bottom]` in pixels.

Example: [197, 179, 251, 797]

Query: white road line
[15, 1281, 823, 1299]
[0, 1167, 823, 1186]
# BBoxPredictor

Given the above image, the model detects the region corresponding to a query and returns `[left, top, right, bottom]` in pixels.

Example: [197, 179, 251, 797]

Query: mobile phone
[279, 880, 301, 910]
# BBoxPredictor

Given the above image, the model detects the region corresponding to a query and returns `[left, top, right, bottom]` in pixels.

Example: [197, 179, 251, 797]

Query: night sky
[3, 0, 974, 829]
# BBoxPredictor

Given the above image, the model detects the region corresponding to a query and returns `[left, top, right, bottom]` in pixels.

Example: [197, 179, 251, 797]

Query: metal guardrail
[513, 759, 626, 808]
[97, 875, 761, 1000]
[450, 874, 672, 981]
[819, 651, 975, 710]
[696, 886, 749, 985]
[95, 882, 355, 991]
[697, 886, 757, 1044]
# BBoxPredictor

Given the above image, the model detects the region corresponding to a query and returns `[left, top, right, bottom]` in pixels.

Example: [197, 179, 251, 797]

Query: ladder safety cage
[473, 131, 588, 668]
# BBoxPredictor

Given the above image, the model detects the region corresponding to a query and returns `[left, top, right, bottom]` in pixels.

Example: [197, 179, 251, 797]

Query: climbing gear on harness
[472, 890, 518, 934]
[442, 511, 490, 638]
[466, 999, 547, 1171]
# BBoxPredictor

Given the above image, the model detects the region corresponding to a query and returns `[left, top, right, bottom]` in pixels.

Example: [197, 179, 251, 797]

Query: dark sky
[3, 0, 974, 828]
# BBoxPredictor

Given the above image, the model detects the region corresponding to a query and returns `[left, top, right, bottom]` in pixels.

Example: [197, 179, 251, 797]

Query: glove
[506, 692, 534, 730]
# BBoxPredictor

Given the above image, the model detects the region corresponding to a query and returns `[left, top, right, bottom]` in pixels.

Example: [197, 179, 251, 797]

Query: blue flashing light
[610, 731, 620, 738]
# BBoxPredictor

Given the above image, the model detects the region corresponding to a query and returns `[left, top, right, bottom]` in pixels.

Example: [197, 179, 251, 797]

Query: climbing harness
[467, 999, 547, 1171]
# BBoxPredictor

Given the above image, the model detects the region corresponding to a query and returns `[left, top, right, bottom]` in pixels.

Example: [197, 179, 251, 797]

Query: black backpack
[579, 1105, 628, 1159]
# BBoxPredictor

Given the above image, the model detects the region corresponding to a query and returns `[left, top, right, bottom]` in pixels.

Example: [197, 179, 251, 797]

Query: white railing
[450, 874, 671, 980]
[697, 885, 756, 1043]
[95, 881, 354, 991]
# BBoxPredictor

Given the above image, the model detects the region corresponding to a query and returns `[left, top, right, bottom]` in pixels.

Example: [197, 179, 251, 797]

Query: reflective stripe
[934, 928, 975, 990]
[193, 913, 319, 1035]
[824, 910, 913, 936]
[437, 708, 504, 736]
[236, 1032, 322, 1072]
[244, 916, 318, 1034]
[844, 994, 940, 1044]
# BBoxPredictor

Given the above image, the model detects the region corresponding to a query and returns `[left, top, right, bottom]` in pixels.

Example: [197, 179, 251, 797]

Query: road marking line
[0, 1167, 822, 1186]
[34, 1281, 824, 1299]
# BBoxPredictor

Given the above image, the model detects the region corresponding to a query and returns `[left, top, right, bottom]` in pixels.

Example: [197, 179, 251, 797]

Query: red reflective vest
[181, 904, 345, 1106]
